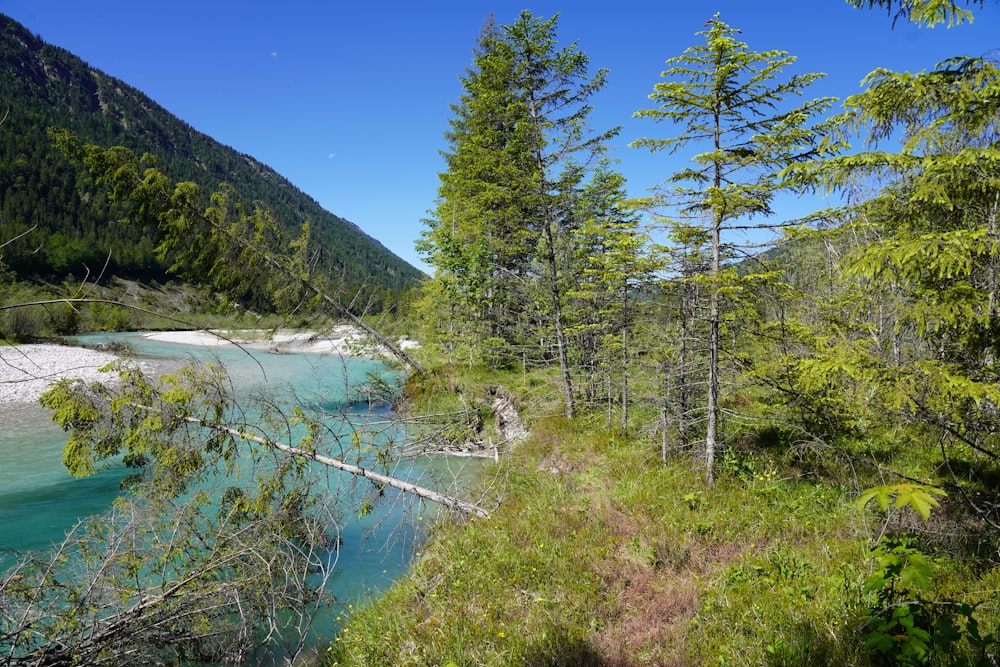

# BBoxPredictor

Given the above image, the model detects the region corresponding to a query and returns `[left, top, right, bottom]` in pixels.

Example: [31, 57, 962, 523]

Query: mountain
[0, 14, 423, 307]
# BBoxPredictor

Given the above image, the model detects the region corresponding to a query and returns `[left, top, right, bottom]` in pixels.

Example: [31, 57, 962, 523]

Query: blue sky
[2, 1, 998, 273]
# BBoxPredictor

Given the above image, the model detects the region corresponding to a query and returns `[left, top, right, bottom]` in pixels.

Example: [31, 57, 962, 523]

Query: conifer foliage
[631, 15, 839, 482]
[418, 11, 621, 418]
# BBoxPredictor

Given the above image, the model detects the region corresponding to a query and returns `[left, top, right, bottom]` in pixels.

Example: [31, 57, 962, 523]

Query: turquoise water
[0, 403, 126, 551]
[0, 332, 430, 654]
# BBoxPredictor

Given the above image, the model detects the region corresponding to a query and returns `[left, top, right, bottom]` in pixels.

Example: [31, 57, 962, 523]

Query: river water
[0, 332, 439, 656]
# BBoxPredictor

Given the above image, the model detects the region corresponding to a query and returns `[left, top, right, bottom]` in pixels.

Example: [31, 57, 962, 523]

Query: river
[0, 332, 440, 659]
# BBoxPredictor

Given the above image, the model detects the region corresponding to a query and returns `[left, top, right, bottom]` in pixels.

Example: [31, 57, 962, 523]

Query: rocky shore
[0, 343, 123, 404]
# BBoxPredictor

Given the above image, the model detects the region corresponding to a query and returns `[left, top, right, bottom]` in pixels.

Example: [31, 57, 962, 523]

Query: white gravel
[0, 344, 124, 404]
[0, 329, 421, 405]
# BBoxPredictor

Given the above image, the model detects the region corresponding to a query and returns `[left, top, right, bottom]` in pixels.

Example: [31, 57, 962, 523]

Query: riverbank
[0, 327, 418, 404]
[322, 366, 893, 666]
[0, 343, 124, 404]
[143, 326, 419, 356]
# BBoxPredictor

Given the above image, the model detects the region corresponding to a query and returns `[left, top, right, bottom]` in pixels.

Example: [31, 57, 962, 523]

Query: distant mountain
[0, 14, 423, 308]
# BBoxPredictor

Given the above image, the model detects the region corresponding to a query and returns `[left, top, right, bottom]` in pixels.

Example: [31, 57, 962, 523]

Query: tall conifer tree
[420, 11, 617, 417]
[632, 15, 837, 482]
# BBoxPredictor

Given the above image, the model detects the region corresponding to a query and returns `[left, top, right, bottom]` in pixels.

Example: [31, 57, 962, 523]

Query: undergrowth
[321, 368, 1000, 666]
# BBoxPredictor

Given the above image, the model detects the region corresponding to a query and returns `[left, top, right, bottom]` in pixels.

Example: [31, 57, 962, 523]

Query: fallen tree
[0, 351, 491, 665]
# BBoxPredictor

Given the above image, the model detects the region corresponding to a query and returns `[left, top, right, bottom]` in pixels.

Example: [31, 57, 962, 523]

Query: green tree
[632, 14, 838, 483]
[419, 11, 617, 417]
[417, 17, 537, 364]
[790, 53, 1000, 519]
[846, 0, 985, 26]
[570, 160, 656, 431]
[508, 10, 618, 419]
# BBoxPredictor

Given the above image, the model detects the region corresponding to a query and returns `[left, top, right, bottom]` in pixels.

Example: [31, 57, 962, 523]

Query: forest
[0, 12, 423, 309]
[2, 0, 1000, 665]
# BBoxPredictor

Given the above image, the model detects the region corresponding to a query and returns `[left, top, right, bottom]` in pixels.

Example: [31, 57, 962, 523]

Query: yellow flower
[497, 631, 505, 638]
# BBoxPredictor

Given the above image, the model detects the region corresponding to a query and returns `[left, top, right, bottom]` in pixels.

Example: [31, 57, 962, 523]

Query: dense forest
[3, 0, 1000, 665]
[0, 13, 422, 306]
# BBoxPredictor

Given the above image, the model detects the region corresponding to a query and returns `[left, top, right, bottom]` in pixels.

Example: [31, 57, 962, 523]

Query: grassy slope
[324, 368, 999, 666]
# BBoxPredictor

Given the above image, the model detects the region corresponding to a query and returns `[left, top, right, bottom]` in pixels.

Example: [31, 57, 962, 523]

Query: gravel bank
[0, 344, 123, 404]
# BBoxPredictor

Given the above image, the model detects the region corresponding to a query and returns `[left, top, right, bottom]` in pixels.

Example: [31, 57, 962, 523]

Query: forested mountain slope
[0, 14, 422, 303]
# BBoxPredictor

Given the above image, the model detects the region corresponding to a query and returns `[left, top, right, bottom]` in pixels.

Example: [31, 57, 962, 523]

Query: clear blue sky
[2, 1, 998, 273]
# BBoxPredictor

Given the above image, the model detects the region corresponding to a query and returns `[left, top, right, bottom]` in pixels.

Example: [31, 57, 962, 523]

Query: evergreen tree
[417, 17, 537, 362]
[791, 54, 1000, 518]
[632, 14, 838, 483]
[846, 0, 985, 26]
[570, 160, 656, 431]
[419, 11, 618, 417]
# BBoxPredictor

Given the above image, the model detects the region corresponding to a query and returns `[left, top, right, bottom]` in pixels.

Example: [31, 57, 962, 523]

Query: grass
[318, 368, 1000, 667]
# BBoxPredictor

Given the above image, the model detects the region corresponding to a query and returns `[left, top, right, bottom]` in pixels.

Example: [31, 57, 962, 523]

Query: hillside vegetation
[0, 13, 422, 307]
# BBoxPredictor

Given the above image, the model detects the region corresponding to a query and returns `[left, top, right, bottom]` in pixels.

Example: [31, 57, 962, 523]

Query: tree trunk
[163, 410, 490, 517]
[660, 361, 669, 462]
[621, 325, 628, 432]
[542, 219, 576, 419]
[679, 279, 691, 452]
[705, 160, 722, 485]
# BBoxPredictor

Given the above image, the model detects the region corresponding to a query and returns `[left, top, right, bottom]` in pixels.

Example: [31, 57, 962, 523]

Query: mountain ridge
[0, 13, 423, 307]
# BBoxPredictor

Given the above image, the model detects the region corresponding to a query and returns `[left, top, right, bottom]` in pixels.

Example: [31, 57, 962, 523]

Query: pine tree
[791, 54, 1000, 511]
[417, 17, 536, 359]
[570, 160, 656, 431]
[846, 0, 983, 26]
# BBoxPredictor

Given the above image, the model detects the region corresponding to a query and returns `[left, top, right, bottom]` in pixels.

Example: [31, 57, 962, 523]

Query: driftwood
[400, 386, 527, 460]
